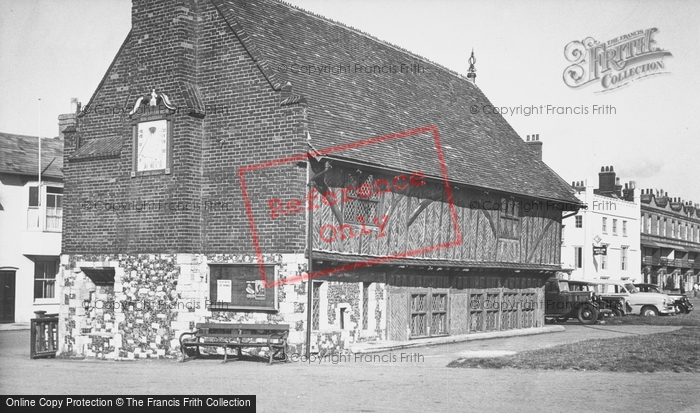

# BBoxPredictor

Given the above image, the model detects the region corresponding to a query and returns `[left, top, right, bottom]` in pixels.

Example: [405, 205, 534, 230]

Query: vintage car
[544, 278, 609, 324]
[634, 283, 694, 314]
[568, 280, 631, 317]
[594, 280, 676, 316]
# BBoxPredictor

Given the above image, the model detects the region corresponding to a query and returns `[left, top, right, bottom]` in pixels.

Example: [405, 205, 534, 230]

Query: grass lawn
[449, 300, 700, 373]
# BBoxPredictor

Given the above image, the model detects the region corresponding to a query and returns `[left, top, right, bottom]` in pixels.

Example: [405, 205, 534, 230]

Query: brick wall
[63, 0, 308, 255]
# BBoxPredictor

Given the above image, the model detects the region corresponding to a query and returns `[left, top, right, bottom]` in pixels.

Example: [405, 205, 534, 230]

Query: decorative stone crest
[129, 89, 177, 116]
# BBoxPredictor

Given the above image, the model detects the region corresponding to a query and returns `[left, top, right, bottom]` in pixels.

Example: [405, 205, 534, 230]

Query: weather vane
[467, 49, 477, 83]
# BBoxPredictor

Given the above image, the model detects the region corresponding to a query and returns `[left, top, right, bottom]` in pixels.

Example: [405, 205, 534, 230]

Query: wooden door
[409, 288, 449, 338]
[0, 271, 16, 323]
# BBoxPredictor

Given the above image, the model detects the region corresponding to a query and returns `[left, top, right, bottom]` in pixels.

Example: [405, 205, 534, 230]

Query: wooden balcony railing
[642, 257, 659, 266]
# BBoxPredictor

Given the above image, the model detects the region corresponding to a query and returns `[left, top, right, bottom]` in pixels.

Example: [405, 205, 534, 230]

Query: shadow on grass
[605, 312, 700, 327]
[449, 315, 700, 373]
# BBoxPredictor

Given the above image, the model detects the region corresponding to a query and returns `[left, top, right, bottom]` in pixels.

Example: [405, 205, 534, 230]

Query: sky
[1, 0, 698, 203]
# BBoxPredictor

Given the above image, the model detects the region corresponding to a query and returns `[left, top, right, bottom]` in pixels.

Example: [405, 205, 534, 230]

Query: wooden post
[305, 158, 313, 359]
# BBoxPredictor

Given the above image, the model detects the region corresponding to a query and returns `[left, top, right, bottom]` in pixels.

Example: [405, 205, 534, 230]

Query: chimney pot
[70, 97, 79, 114]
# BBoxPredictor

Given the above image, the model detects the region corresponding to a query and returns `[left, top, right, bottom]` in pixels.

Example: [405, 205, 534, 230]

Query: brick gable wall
[63, 0, 308, 255]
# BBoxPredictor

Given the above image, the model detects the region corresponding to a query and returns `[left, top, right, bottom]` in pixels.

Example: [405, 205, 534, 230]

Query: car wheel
[556, 317, 568, 323]
[641, 306, 658, 317]
[577, 305, 598, 325]
[612, 309, 623, 317]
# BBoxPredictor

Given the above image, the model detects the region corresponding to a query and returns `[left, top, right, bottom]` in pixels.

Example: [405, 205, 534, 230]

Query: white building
[561, 166, 641, 282]
[0, 116, 71, 323]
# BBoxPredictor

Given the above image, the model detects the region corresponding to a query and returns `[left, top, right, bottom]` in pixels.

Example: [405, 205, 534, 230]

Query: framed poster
[208, 264, 277, 311]
[217, 279, 232, 302]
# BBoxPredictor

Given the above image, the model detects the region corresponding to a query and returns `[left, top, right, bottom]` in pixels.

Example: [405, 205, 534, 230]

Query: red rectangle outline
[238, 125, 462, 287]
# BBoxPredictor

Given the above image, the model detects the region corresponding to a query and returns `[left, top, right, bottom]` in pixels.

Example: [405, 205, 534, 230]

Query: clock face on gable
[136, 119, 168, 171]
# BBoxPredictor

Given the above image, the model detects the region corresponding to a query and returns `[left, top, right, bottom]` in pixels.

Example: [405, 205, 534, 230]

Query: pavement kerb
[0, 323, 30, 332]
[349, 325, 565, 354]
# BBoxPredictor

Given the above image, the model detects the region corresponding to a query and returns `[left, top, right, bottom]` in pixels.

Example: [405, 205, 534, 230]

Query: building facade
[57, 0, 580, 360]
[0, 125, 68, 323]
[639, 189, 700, 291]
[561, 166, 641, 281]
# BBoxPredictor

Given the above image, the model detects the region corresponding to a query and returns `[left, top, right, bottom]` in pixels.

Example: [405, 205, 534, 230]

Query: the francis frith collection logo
[563, 28, 672, 92]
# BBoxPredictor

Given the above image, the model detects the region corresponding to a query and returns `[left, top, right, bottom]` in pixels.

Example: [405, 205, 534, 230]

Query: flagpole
[38, 98, 42, 208]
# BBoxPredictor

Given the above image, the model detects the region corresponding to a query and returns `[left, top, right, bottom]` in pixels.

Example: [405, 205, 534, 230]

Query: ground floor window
[34, 259, 58, 300]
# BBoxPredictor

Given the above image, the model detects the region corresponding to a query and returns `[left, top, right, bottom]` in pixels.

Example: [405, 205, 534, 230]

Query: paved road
[1, 325, 698, 413]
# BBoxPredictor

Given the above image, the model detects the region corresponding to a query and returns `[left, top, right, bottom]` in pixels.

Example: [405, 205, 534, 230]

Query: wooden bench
[179, 323, 289, 364]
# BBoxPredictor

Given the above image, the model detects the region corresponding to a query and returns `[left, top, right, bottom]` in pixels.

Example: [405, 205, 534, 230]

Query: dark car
[545, 278, 608, 324]
[634, 283, 694, 314]
[568, 280, 631, 317]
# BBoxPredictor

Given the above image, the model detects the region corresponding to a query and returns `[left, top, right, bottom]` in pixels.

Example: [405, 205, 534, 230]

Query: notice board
[209, 264, 277, 311]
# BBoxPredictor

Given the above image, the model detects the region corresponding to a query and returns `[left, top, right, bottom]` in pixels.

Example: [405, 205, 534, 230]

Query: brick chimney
[59, 98, 79, 160]
[622, 181, 636, 201]
[614, 177, 623, 196]
[58, 98, 78, 140]
[526, 134, 543, 161]
[597, 165, 616, 196]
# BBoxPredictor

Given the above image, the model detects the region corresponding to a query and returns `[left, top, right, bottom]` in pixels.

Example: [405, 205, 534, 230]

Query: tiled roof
[0, 132, 63, 179]
[213, 0, 579, 204]
[312, 251, 561, 272]
[70, 136, 123, 161]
